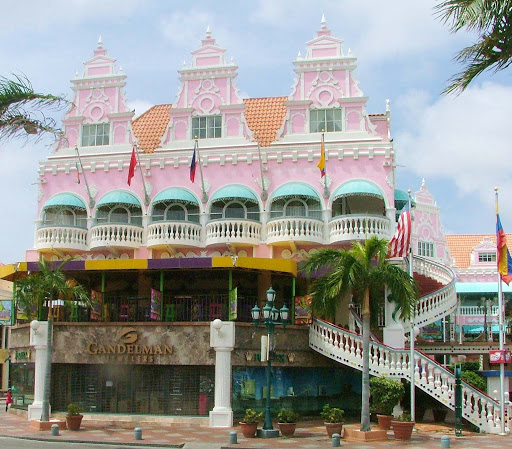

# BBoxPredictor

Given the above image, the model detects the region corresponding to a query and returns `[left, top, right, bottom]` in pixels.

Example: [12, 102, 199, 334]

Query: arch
[331, 180, 385, 202]
[43, 193, 87, 210]
[269, 183, 322, 220]
[41, 193, 88, 228]
[209, 185, 260, 221]
[331, 180, 387, 218]
[95, 190, 143, 226]
[97, 191, 141, 207]
[210, 185, 259, 203]
[269, 182, 322, 202]
[152, 188, 199, 207]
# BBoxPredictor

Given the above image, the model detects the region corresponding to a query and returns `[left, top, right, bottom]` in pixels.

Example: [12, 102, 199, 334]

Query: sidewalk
[0, 412, 509, 448]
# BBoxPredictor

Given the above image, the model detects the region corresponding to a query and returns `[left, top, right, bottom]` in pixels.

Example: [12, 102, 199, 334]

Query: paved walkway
[0, 412, 509, 448]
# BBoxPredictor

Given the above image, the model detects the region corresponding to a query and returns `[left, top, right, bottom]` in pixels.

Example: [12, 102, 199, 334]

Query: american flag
[388, 203, 411, 258]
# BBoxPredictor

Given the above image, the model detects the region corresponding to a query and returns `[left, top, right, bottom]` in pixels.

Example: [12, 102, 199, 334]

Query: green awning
[394, 189, 408, 210]
[456, 282, 512, 293]
[270, 183, 321, 201]
[153, 188, 199, 206]
[332, 180, 383, 201]
[211, 185, 258, 203]
[43, 193, 87, 210]
[97, 191, 141, 207]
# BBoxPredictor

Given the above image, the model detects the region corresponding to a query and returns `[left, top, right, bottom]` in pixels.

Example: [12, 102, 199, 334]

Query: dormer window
[310, 108, 342, 133]
[192, 115, 222, 139]
[478, 252, 496, 263]
[418, 241, 434, 258]
[82, 123, 109, 147]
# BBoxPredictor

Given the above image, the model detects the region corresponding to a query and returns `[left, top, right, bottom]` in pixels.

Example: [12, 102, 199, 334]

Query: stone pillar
[209, 320, 235, 427]
[28, 321, 50, 421]
[382, 290, 406, 349]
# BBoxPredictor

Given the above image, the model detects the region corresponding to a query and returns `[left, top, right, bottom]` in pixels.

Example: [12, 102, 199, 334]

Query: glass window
[478, 252, 496, 263]
[310, 109, 342, 133]
[192, 116, 222, 139]
[81, 124, 110, 147]
[418, 241, 434, 258]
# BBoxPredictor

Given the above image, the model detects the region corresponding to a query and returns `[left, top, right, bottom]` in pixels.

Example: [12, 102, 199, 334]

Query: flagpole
[74, 146, 95, 208]
[134, 144, 150, 206]
[256, 139, 267, 201]
[408, 188, 416, 423]
[322, 132, 329, 198]
[194, 138, 208, 203]
[495, 187, 506, 435]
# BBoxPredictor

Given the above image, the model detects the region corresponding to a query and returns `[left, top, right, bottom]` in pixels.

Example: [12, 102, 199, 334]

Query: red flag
[127, 147, 137, 186]
[388, 203, 411, 258]
[190, 141, 197, 183]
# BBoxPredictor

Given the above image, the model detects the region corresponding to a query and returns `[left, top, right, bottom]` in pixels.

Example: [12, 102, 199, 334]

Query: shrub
[369, 376, 405, 416]
[277, 408, 299, 423]
[240, 409, 263, 424]
[449, 361, 480, 372]
[67, 404, 82, 416]
[394, 412, 412, 422]
[461, 371, 487, 392]
[320, 404, 344, 423]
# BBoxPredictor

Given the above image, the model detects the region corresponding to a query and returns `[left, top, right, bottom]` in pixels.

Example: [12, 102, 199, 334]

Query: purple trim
[26, 260, 85, 271]
[147, 258, 213, 269]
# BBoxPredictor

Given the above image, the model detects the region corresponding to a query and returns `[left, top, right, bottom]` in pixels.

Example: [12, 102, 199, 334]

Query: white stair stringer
[309, 318, 511, 434]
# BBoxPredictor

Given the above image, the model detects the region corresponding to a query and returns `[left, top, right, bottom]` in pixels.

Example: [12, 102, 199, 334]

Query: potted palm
[277, 408, 299, 437]
[391, 412, 415, 440]
[66, 404, 84, 431]
[320, 404, 344, 437]
[369, 376, 405, 430]
[239, 409, 263, 438]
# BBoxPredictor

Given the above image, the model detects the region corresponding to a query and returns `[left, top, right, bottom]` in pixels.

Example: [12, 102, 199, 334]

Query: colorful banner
[294, 295, 312, 325]
[229, 287, 238, 320]
[90, 290, 103, 321]
[0, 301, 11, 324]
[150, 288, 162, 321]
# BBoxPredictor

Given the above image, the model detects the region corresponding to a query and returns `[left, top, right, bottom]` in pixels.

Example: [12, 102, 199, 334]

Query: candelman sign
[86, 328, 173, 364]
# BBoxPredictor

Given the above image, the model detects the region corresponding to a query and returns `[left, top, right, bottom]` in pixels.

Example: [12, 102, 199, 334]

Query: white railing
[266, 217, 324, 244]
[90, 224, 143, 249]
[329, 214, 392, 243]
[460, 306, 499, 316]
[147, 221, 202, 248]
[309, 318, 510, 434]
[205, 219, 262, 246]
[36, 226, 88, 251]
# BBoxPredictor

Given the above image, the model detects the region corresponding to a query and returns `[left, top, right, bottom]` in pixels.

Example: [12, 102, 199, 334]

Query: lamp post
[251, 287, 289, 438]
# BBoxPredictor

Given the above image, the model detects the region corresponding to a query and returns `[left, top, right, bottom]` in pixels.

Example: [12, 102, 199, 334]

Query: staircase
[309, 256, 511, 434]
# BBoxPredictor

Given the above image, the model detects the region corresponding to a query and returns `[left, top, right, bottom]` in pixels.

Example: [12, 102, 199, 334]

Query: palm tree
[436, 0, 512, 94]
[0, 74, 65, 140]
[14, 259, 91, 422]
[301, 237, 418, 432]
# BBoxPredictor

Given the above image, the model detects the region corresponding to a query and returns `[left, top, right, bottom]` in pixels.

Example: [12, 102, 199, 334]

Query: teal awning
[270, 183, 321, 201]
[43, 193, 87, 210]
[332, 180, 383, 201]
[456, 282, 512, 293]
[97, 191, 141, 207]
[211, 185, 258, 203]
[394, 189, 409, 210]
[153, 188, 199, 206]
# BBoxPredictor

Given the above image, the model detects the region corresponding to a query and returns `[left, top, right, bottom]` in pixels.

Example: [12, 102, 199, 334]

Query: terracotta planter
[239, 422, 258, 438]
[324, 422, 343, 437]
[66, 414, 83, 431]
[391, 420, 415, 440]
[278, 422, 297, 437]
[377, 414, 393, 430]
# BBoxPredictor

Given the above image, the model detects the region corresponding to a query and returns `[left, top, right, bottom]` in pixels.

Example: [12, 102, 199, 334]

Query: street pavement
[0, 412, 510, 448]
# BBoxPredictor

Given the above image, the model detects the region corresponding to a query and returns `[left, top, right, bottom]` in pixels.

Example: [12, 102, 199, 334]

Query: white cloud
[128, 100, 154, 119]
[395, 82, 512, 227]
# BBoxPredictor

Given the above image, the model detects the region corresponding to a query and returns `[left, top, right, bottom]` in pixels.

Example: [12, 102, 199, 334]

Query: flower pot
[66, 414, 83, 431]
[239, 422, 258, 438]
[278, 422, 296, 437]
[324, 422, 342, 437]
[377, 414, 393, 430]
[391, 420, 415, 440]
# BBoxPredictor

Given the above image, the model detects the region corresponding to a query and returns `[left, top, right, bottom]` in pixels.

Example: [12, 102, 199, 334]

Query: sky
[1, 0, 512, 264]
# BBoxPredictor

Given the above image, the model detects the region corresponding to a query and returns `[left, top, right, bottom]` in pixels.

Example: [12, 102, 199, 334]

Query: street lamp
[251, 286, 289, 438]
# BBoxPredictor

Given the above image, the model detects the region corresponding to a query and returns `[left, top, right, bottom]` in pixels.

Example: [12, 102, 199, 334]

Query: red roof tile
[445, 234, 512, 269]
[132, 104, 172, 153]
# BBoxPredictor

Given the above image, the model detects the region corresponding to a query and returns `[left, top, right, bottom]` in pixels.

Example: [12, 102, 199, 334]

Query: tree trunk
[360, 289, 371, 432]
[41, 316, 52, 421]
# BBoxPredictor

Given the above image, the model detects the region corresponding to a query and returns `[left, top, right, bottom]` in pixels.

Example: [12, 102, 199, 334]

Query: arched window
[210, 200, 259, 221]
[270, 197, 322, 220]
[42, 207, 87, 228]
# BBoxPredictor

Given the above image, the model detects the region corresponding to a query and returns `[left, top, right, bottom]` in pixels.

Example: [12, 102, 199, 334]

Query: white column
[28, 321, 50, 421]
[382, 289, 406, 348]
[209, 320, 235, 427]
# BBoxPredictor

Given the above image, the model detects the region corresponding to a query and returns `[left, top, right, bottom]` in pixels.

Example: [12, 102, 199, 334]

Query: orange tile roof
[243, 96, 288, 147]
[445, 234, 512, 268]
[132, 104, 172, 153]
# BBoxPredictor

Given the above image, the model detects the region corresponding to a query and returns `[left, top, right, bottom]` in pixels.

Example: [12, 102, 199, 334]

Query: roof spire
[98, 35, 103, 48]
[321, 13, 326, 29]
[202, 25, 215, 46]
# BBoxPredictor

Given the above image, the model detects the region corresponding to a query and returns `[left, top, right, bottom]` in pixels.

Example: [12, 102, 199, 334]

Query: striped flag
[190, 140, 197, 183]
[75, 161, 80, 184]
[317, 133, 325, 177]
[496, 210, 512, 285]
[388, 203, 411, 258]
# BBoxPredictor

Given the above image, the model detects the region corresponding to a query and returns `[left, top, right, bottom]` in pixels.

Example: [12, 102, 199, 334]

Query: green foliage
[240, 409, 263, 424]
[461, 370, 487, 392]
[370, 377, 405, 416]
[277, 408, 299, 423]
[320, 404, 345, 423]
[394, 412, 412, 422]
[449, 361, 480, 372]
[67, 404, 82, 416]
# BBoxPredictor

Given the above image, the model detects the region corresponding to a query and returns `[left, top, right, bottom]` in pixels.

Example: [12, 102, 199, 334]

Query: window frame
[191, 115, 222, 139]
[417, 241, 434, 258]
[309, 108, 343, 133]
[81, 123, 110, 147]
[478, 252, 496, 263]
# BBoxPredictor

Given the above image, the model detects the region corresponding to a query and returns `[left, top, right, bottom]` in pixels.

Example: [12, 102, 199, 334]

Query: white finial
[386, 99, 390, 112]
[422, 178, 426, 187]
[98, 35, 103, 47]
[119, 65, 124, 73]
[75, 70, 79, 78]
[297, 51, 302, 60]
[183, 60, 186, 67]
[321, 13, 326, 27]
[348, 48, 352, 56]
[206, 25, 210, 33]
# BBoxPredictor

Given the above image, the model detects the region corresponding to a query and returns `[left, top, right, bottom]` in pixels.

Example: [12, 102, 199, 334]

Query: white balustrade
[266, 217, 324, 244]
[205, 219, 262, 246]
[329, 215, 392, 243]
[90, 224, 143, 249]
[460, 306, 499, 316]
[147, 221, 202, 248]
[36, 226, 88, 251]
[309, 318, 509, 434]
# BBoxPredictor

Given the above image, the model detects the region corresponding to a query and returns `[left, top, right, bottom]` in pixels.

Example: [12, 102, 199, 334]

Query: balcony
[329, 214, 392, 243]
[266, 217, 324, 245]
[205, 219, 262, 246]
[90, 224, 143, 250]
[36, 226, 88, 252]
[147, 221, 202, 248]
